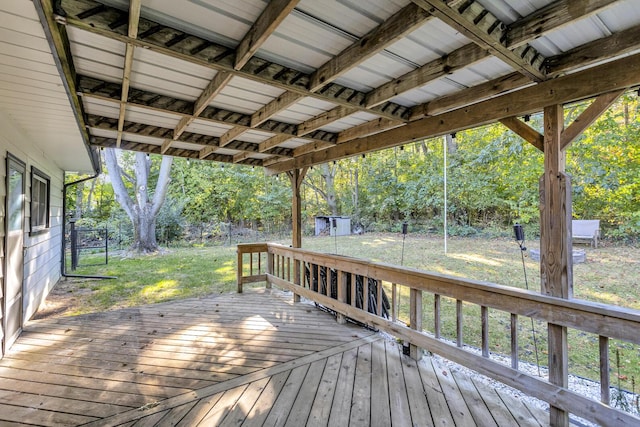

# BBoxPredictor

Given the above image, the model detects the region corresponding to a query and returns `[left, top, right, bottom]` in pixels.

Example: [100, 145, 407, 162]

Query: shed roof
[36, 0, 640, 173]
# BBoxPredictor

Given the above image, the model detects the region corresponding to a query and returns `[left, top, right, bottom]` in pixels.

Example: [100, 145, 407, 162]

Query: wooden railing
[237, 243, 640, 426]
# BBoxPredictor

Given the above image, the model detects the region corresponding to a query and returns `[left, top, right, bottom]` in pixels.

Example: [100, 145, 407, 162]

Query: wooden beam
[220, 126, 248, 147]
[259, 134, 290, 152]
[545, 24, 640, 75]
[115, 0, 141, 148]
[268, 52, 640, 173]
[233, 151, 253, 163]
[308, 3, 431, 92]
[297, 106, 355, 137]
[160, 138, 173, 154]
[251, 91, 303, 128]
[337, 118, 405, 143]
[62, 0, 409, 122]
[366, 43, 490, 108]
[288, 167, 308, 248]
[234, 0, 299, 70]
[199, 145, 216, 160]
[193, 71, 233, 117]
[507, 0, 617, 48]
[79, 76, 338, 146]
[411, 0, 546, 81]
[561, 89, 624, 149]
[499, 117, 544, 152]
[540, 104, 571, 427]
[410, 72, 533, 120]
[173, 116, 193, 139]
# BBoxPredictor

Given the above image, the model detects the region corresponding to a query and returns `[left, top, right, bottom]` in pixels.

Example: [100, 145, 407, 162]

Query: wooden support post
[337, 272, 347, 324]
[540, 104, 572, 427]
[481, 306, 489, 358]
[288, 167, 308, 302]
[511, 313, 519, 370]
[267, 250, 274, 289]
[409, 288, 423, 360]
[599, 336, 610, 405]
[237, 249, 243, 293]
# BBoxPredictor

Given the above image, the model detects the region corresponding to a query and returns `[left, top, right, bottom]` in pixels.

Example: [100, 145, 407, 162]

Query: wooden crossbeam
[160, 138, 173, 154]
[366, 43, 490, 108]
[62, 0, 409, 122]
[193, 71, 233, 117]
[499, 117, 544, 152]
[251, 91, 303, 128]
[545, 24, 640, 75]
[115, 0, 141, 148]
[268, 52, 640, 173]
[220, 126, 248, 147]
[233, 151, 253, 163]
[199, 145, 216, 160]
[308, 3, 431, 92]
[507, 0, 617, 48]
[234, 0, 300, 70]
[337, 118, 405, 144]
[297, 106, 355, 137]
[411, 0, 546, 82]
[259, 134, 290, 153]
[79, 76, 337, 145]
[560, 89, 624, 149]
[410, 73, 533, 120]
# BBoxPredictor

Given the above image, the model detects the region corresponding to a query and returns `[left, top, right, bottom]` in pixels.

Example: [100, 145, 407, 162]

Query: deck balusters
[511, 313, 519, 370]
[481, 306, 489, 358]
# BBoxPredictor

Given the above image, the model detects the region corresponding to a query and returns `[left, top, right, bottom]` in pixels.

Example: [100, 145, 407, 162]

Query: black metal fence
[69, 221, 108, 270]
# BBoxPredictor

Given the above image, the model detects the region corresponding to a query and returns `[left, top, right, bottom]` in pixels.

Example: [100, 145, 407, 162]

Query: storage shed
[315, 216, 351, 237]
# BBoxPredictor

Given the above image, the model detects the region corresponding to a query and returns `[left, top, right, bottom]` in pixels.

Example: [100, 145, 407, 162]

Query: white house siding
[0, 112, 64, 327]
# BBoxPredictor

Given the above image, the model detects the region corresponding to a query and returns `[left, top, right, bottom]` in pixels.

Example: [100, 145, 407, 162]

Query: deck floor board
[0, 289, 561, 426]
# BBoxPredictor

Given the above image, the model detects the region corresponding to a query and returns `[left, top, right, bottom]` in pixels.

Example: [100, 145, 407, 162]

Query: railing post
[337, 271, 347, 324]
[236, 247, 243, 293]
[409, 288, 423, 360]
[293, 259, 301, 302]
[267, 250, 274, 290]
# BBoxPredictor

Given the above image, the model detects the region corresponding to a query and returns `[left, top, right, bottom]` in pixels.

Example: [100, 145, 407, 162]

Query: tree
[105, 149, 173, 253]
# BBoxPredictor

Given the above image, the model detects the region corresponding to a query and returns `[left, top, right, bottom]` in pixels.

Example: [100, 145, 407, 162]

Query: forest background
[67, 92, 640, 246]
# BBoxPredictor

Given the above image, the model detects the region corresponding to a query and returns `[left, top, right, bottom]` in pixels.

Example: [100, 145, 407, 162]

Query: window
[30, 167, 50, 233]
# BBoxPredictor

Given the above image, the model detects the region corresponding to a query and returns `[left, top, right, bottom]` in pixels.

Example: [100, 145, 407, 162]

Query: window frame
[30, 166, 50, 234]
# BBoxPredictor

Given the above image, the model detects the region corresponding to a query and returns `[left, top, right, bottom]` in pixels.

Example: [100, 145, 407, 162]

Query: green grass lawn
[58, 233, 640, 398]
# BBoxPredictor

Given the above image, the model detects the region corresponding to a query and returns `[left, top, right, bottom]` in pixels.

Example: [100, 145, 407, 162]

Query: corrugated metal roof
[22, 0, 640, 171]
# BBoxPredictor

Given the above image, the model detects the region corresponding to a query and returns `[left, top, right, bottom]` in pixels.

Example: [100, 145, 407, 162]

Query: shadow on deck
[0, 289, 550, 426]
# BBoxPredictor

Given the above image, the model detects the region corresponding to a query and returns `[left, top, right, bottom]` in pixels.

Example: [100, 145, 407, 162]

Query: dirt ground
[31, 277, 95, 320]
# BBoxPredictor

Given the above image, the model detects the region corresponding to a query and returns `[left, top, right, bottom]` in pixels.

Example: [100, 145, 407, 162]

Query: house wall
[0, 112, 64, 332]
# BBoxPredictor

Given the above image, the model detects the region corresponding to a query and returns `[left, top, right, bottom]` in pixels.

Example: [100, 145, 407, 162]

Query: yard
[41, 233, 640, 408]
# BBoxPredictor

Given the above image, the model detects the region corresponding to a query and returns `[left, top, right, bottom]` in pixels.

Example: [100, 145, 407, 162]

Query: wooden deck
[0, 289, 551, 426]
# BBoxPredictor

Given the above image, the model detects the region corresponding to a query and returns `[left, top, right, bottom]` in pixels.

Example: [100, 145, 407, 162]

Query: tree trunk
[321, 163, 338, 215]
[104, 149, 173, 254]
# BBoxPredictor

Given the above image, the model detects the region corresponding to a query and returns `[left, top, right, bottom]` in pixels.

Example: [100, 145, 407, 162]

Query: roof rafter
[115, 0, 141, 148]
[411, 0, 546, 82]
[61, 0, 410, 122]
[87, 114, 293, 161]
[251, 91, 303, 128]
[268, 52, 640, 173]
[308, 3, 432, 92]
[234, 0, 300, 71]
[77, 75, 337, 147]
[297, 106, 356, 137]
[366, 43, 490, 108]
[545, 24, 640, 74]
[507, 0, 618, 48]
